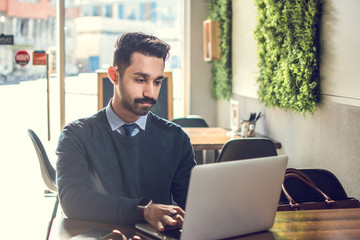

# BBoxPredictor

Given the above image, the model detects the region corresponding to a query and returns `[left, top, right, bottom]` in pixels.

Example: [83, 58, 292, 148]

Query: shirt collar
[105, 99, 148, 131]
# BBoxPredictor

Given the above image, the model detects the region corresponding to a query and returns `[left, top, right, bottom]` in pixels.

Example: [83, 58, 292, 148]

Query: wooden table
[49, 208, 360, 239]
[183, 127, 281, 151]
[237, 208, 360, 240]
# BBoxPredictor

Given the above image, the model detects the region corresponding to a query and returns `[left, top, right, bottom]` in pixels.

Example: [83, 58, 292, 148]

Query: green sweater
[56, 110, 196, 224]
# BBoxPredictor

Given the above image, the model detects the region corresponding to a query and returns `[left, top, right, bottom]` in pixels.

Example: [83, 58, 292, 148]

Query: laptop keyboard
[163, 226, 182, 239]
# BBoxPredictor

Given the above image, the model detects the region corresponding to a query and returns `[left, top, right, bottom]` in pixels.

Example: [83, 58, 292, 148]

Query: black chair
[216, 138, 277, 162]
[172, 116, 211, 163]
[27, 129, 59, 240]
[280, 168, 349, 203]
[171, 116, 209, 128]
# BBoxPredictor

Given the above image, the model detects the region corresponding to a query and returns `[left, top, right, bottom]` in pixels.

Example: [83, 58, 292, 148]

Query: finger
[156, 221, 165, 232]
[162, 214, 178, 228]
[172, 207, 185, 217]
[173, 214, 184, 227]
[168, 210, 178, 218]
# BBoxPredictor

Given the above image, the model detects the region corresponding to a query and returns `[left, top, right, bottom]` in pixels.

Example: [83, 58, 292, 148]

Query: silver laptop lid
[181, 155, 288, 240]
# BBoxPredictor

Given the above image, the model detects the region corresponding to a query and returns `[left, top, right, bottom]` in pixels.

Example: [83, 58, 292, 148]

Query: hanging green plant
[208, 0, 232, 100]
[254, 0, 322, 114]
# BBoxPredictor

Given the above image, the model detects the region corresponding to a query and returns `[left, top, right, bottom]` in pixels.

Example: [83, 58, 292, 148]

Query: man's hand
[143, 203, 185, 231]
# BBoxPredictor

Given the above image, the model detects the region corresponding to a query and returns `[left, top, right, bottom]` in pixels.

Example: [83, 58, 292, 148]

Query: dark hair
[113, 32, 171, 79]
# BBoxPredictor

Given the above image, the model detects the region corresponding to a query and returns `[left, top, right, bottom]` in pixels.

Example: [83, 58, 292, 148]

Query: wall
[185, 0, 217, 127]
[320, 0, 360, 106]
[215, 0, 360, 198]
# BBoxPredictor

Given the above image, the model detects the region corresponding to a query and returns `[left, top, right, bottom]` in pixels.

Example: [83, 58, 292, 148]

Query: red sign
[15, 50, 30, 66]
[33, 50, 47, 65]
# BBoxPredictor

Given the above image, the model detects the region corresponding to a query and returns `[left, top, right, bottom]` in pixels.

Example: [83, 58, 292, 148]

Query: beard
[121, 96, 157, 116]
[119, 81, 157, 116]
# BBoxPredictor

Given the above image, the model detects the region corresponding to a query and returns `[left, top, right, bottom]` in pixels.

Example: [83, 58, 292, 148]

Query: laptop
[136, 155, 288, 240]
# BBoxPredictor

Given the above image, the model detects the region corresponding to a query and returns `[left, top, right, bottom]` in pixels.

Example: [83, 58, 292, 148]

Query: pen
[255, 112, 262, 121]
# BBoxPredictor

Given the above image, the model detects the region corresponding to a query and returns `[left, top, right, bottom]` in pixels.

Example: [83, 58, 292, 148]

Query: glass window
[92, 6, 99, 16]
[0, 0, 184, 130]
[64, 0, 184, 122]
[81, 5, 92, 16]
[118, 4, 124, 19]
[150, 2, 157, 22]
[140, 3, 146, 21]
[20, 19, 29, 37]
[1, 3, 185, 234]
[103, 5, 112, 17]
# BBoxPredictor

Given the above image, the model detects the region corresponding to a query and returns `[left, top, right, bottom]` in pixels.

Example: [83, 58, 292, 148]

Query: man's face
[116, 52, 165, 117]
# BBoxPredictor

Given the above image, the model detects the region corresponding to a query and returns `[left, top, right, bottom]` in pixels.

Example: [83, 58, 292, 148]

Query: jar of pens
[240, 112, 263, 137]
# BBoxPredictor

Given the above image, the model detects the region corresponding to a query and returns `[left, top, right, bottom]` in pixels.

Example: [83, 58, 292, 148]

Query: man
[56, 32, 196, 231]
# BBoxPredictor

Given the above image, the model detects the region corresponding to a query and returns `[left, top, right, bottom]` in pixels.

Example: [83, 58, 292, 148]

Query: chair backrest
[280, 168, 349, 203]
[27, 129, 57, 193]
[216, 138, 277, 162]
[171, 116, 209, 128]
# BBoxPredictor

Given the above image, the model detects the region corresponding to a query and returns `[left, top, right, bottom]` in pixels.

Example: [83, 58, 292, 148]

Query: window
[150, 2, 157, 22]
[1, 3, 185, 232]
[19, 19, 29, 37]
[0, 0, 184, 123]
[103, 5, 112, 17]
[92, 6, 99, 16]
[118, 4, 124, 19]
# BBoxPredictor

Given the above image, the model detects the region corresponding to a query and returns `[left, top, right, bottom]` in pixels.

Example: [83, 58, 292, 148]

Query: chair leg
[46, 197, 59, 240]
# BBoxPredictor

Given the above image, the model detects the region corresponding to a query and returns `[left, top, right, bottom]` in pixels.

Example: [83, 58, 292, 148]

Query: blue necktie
[123, 124, 137, 136]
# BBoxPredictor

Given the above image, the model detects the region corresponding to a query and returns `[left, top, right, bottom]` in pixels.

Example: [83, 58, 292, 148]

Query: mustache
[134, 97, 157, 105]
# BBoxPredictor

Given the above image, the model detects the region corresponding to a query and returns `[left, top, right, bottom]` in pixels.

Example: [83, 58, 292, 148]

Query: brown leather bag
[278, 169, 360, 211]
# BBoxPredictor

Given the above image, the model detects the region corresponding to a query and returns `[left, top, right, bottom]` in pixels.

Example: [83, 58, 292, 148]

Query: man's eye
[154, 80, 162, 86]
[136, 78, 146, 83]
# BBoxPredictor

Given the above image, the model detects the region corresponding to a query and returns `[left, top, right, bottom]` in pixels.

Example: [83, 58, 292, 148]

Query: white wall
[186, 0, 217, 127]
[321, 0, 360, 106]
[232, 0, 258, 99]
[214, 0, 360, 199]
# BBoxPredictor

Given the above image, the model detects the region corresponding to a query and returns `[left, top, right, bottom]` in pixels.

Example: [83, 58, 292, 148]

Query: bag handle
[282, 172, 337, 210]
[285, 168, 315, 185]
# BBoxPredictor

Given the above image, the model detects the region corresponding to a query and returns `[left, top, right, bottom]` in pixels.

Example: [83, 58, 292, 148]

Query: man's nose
[143, 83, 156, 98]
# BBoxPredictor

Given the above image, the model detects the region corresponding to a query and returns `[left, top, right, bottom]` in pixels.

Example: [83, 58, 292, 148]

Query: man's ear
[108, 66, 118, 85]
